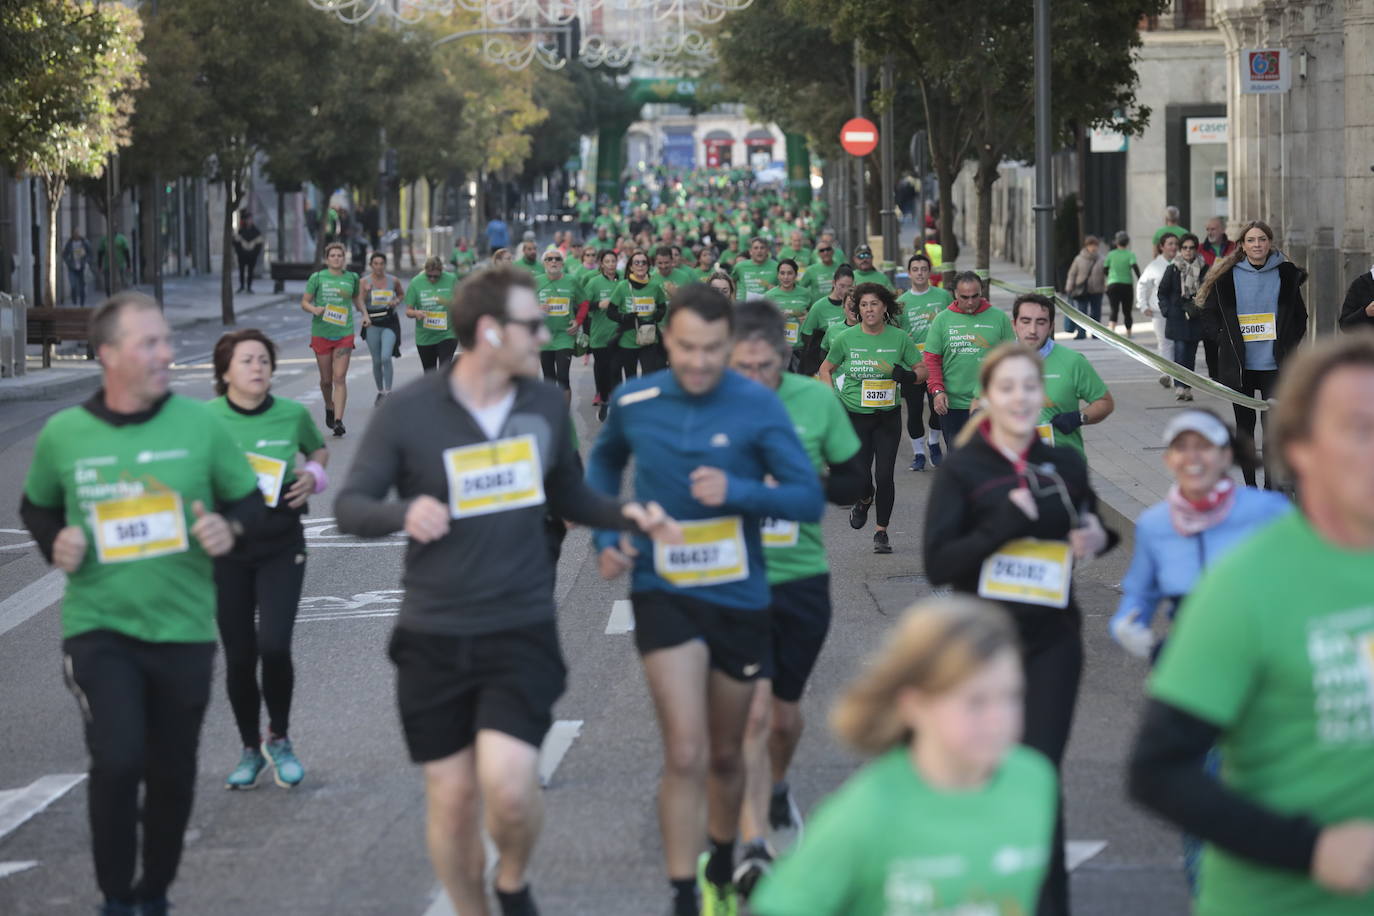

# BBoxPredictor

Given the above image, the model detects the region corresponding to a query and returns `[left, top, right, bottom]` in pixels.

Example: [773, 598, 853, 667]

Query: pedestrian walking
[63, 228, 95, 306]
[1138, 232, 1180, 389]
[1063, 236, 1105, 338]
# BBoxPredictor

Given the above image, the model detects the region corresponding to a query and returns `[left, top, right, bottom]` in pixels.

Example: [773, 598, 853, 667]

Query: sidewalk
[0, 274, 296, 403]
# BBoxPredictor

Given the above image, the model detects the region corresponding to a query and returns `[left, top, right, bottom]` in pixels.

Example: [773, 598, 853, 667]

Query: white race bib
[861, 378, 896, 407]
[654, 516, 749, 587]
[321, 304, 350, 327]
[442, 434, 545, 519]
[1238, 312, 1276, 343]
[246, 452, 288, 508]
[632, 296, 657, 316]
[761, 517, 799, 549]
[91, 492, 189, 564]
[422, 310, 448, 331]
[978, 539, 1073, 609]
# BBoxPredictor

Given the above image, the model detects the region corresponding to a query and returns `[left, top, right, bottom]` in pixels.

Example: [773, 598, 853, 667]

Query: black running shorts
[631, 590, 771, 682]
[764, 573, 832, 702]
[388, 621, 566, 763]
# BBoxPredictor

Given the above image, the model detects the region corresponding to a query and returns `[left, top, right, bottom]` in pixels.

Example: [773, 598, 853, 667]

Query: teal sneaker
[225, 747, 266, 790]
[696, 852, 739, 916]
[262, 737, 304, 788]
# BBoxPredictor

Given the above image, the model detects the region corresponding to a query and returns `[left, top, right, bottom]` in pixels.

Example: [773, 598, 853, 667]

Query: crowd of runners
[18, 167, 1374, 916]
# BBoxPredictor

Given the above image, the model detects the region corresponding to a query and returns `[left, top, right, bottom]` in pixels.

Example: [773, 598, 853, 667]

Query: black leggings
[847, 407, 902, 527]
[616, 346, 648, 383]
[237, 251, 260, 290]
[639, 340, 668, 373]
[215, 543, 307, 747]
[592, 345, 620, 399]
[418, 338, 458, 373]
[63, 631, 215, 905]
[900, 384, 941, 439]
[540, 349, 573, 390]
[1231, 367, 1279, 489]
[1106, 283, 1134, 332]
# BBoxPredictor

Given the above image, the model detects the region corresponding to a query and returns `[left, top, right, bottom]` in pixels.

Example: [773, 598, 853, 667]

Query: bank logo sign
[1242, 48, 1291, 94]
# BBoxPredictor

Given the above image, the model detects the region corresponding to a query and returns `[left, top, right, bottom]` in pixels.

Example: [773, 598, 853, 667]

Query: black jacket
[1157, 262, 1207, 343]
[1338, 270, 1374, 333]
[1200, 261, 1307, 390]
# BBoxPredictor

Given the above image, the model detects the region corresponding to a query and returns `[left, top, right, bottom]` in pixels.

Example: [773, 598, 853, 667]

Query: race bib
[861, 378, 896, 407]
[91, 492, 189, 564]
[368, 289, 395, 309]
[1238, 312, 1276, 343]
[321, 304, 350, 327]
[761, 517, 799, 549]
[422, 310, 448, 331]
[546, 297, 570, 317]
[917, 342, 927, 353]
[632, 296, 657, 316]
[1036, 423, 1055, 447]
[784, 321, 800, 345]
[246, 452, 288, 508]
[978, 539, 1073, 609]
[442, 434, 545, 520]
[654, 516, 749, 587]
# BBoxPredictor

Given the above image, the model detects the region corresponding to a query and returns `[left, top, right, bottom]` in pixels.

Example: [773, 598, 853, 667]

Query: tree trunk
[1075, 123, 1088, 246]
[934, 165, 958, 282]
[221, 177, 241, 325]
[41, 177, 64, 308]
[974, 155, 999, 275]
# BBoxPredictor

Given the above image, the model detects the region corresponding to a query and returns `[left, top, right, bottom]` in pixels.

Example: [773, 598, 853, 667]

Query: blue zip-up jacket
[586, 368, 825, 610]
[1112, 487, 1291, 630]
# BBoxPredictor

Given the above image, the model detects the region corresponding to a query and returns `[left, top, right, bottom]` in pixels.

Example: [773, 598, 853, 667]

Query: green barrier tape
[987, 277, 1269, 411]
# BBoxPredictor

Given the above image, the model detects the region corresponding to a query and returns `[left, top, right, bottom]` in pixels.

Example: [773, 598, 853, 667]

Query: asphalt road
[0, 298, 1190, 915]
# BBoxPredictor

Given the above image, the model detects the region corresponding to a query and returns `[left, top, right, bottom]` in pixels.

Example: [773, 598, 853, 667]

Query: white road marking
[0, 528, 36, 552]
[604, 598, 634, 634]
[1066, 839, 1108, 871]
[0, 861, 38, 879]
[0, 570, 65, 639]
[301, 517, 406, 548]
[0, 774, 86, 842]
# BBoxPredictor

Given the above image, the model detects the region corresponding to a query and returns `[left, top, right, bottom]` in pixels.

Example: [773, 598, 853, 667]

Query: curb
[1089, 469, 1145, 555]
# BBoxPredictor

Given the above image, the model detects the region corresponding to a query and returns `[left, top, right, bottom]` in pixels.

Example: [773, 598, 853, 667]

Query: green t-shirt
[537, 274, 581, 351]
[610, 278, 666, 349]
[1152, 225, 1190, 248]
[825, 324, 920, 414]
[732, 259, 779, 300]
[1150, 510, 1374, 916]
[581, 271, 623, 349]
[576, 200, 595, 222]
[924, 306, 1016, 409]
[648, 267, 696, 307]
[778, 246, 816, 268]
[1103, 248, 1139, 286]
[23, 396, 260, 643]
[897, 286, 954, 351]
[851, 267, 895, 291]
[752, 746, 1056, 916]
[764, 285, 816, 349]
[305, 270, 360, 340]
[800, 261, 840, 299]
[1037, 344, 1109, 457]
[404, 272, 457, 346]
[513, 256, 544, 278]
[802, 296, 847, 347]
[450, 248, 476, 277]
[205, 395, 325, 511]
[764, 374, 860, 584]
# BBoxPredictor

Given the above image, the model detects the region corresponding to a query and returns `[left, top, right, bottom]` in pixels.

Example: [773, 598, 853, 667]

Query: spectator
[96, 230, 131, 293]
[1104, 231, 1141, 336]
[1152, 205, 1190, 249]
[1337, 263, 1374, 333]
[233, 211, 265, 294]
[1064, 235, 1106, 339]
[1158, 233, 1208, 400]
[1198, 217, 1236, 266]
[1138, 233, 1181, 389]
[62, 228, 95, 306]
[484, 216, 510, 254]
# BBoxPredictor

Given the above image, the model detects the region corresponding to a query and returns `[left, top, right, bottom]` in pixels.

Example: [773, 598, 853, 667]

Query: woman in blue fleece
[1110, 406, 1289, 893]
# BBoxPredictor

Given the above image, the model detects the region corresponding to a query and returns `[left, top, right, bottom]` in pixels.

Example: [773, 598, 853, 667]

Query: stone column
[1343, 0, 1374, 294]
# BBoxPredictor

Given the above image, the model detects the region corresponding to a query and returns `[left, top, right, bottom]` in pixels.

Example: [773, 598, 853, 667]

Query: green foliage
[519, 64, 634, 187]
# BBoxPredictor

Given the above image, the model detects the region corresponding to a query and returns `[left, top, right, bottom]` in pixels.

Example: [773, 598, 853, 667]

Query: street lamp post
[1033, 0, 1054, 291]
[852, 41, 867, 255]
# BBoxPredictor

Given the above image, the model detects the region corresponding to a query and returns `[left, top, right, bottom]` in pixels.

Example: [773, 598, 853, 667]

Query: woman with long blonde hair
[751, 597, 1057, 915]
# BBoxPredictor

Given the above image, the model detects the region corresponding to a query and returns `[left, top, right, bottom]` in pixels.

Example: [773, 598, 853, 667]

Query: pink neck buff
[1167, 477, 1237, 536]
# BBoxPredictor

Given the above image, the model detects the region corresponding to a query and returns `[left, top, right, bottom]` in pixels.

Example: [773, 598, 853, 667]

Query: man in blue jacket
[587, 283, 824, 916]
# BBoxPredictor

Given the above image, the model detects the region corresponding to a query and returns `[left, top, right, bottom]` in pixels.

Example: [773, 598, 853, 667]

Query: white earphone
[484, 327, 503, 348]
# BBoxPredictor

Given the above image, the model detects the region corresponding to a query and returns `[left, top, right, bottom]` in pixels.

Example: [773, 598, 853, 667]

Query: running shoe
[225, 747, 266, 790]
[374, 392, 386, 405]
[324, 407, 335, 428]
[262, 737, 304, 788]
[874, 530, 892, 554]
[732, 842, 773, 900]
[929, 442, 944, 467]
[1158, 375, 1171, 389]
[333, 421, 346, 438]
[697, 852, 739, 916]
[848, 499, 870, 530]
[768, 783, 804, 837]
[909, 453, 926, 472]
[597, 402, 608, 422]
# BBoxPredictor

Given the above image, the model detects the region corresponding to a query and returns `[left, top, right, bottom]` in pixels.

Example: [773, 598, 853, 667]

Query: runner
[1130, 335, 1374, 916]
[450, 237, 478, 278]
[20, 293, 266, 916]
[776, 230, 814, 270]
[207, 329, 328, 791]
[696, 245, 719, 280]
[536, 248, 581, 405]
[301, 241, 368, 437]
[922, 270, 1016, 448]
[1010, 292, 1115, 459]
[728, 300, 864, 896]
[1104, 231, 1141, 336]
[895, 252, 951, 470]
[762, 259, 813, 371]
[513, 239, 543, 276]
[586, 284, 825, 916]
[491, 247, 513, 267]
[750, 597, 1057, 916]
[608, 249, 667, 380]
[799, 240, 841, 302]
[405, 256, 459, 374]
[849, 244, 893, 290]
[707, 269, 736, 300]
[731, 237, 779, 300]
[819, 283, 923, 554]
[359, 252, 405, 404]
[923, 343, 1117, 916]
[335, 267, 680, 916]
[798, 265, 854, 377]
[815, 230, 845, 265]
[583, 249, 623, 421]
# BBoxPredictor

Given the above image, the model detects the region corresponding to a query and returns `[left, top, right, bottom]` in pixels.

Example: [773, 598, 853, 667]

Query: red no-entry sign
[840, 117, 879, 157]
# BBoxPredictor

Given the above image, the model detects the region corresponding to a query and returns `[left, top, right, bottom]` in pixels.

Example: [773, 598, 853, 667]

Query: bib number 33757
[442, 434, 545, 519]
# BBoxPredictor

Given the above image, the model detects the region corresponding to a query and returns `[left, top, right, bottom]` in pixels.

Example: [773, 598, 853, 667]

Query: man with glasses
[850, 244, 894, 290]
[536, 248, 583, 405]
[337, 267, 681, 916]
[923, 271, 1016, 448]
[800, 240, 841, 300]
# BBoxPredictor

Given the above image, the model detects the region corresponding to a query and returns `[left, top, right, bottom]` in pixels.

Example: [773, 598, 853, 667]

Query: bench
[26, 307, 93, 369]
[270, 260, 365, 293]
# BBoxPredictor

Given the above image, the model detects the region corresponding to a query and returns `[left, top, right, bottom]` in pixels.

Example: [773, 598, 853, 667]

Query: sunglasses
[504, 317, 546, 335]
[543, 256, 563, 262]
[1181, 244, 1197, 250]
[817, 247, 833, 252]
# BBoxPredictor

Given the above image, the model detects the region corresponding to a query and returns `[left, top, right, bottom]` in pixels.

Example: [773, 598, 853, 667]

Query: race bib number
[654, 516, 749, 587]
[91, 492, 189, 564]
[321, 304, 350, 327]
[784, 321, 800, 345]
[442, 434, 546, 520]
[861, 378, 896, 407]
[422, 310, 448, 331]
[761, 517, 799, 549]
[1238, 312, 1276, 343]
[632, 296, 657, 316]
[917, 342, 927, 353]
[978, 539, 1072, 609]
[246, 452, 288, 508]
[1036, 423, 1055, 447]
[546, 296, 570, 317]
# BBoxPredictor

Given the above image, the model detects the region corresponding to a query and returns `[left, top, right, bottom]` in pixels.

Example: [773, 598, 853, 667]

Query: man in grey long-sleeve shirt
[336, 267, 676, 916]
